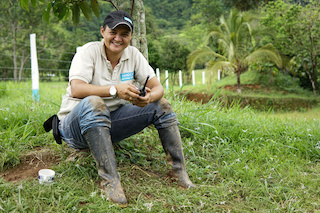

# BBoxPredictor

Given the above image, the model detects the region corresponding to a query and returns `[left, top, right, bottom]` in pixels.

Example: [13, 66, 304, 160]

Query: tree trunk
[18, 59, 24, 82]
[310, 64, 317, 97]
[110, 0, 148, 60]
[306, 69, 317, 96]
[309, 32, 317, 97]
[236, 71, 241, 94]
[12, 22, 18, 82]
[268, 68, 272, 87]
[131, 7, 148, 60]
[311, 80, 317, 96]
[18, 51, 29, 82]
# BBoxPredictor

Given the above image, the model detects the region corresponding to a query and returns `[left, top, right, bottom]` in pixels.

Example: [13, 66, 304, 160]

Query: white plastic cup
[38, 169, 55, 184]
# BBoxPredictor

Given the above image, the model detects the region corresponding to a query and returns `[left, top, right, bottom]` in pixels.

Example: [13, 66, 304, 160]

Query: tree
[114, 0, 148, 59]
[192, 0, 225, 25]
[20, 0, 149, 59]
[297, 2, 320, 96]
[224, 0, 273, 11]
[160, 38, 190, 72]
[261, 0, 320, 96]
[150, 37, 190, 84]
[144, 0, 194, 31]
[1, 0, 115, 81]
[187, 9, 282, 93]
[0, 0, 45, 81]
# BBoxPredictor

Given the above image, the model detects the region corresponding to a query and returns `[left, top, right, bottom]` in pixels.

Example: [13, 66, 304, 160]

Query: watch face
[110, 85, 117, 96]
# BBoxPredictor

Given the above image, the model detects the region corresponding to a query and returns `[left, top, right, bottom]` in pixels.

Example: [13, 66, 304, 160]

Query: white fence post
[218, 69, 220, 81]
[202, 71, 205, 85]
[192, 70, 195, 86]
[156, 68, 160, 82]
[179, 70, 182, 88]
[30, 33, 39, 102]
[165, 70, 169, 90]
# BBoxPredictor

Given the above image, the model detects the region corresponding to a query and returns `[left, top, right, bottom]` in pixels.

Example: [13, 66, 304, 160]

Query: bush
[257, 71, 305, 94]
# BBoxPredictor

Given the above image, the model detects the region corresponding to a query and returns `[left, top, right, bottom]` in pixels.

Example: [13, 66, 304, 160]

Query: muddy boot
[84, 127, 127, 206]
[158, 125, 195, 189]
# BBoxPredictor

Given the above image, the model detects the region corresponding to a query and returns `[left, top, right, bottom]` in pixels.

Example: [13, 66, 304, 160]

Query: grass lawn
[1, 80, 320, 212]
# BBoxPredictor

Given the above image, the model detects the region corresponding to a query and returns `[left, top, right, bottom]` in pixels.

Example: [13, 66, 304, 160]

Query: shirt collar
[100, 39, 107, 59]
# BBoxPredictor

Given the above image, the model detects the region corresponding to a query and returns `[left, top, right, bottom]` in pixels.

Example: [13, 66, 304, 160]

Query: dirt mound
[0, 148, 62, 183]
[222, 84, 262, 91]
[181, 84, 263, 104]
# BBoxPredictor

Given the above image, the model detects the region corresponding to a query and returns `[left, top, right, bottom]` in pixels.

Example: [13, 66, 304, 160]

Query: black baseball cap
[103, 10, 133, 32]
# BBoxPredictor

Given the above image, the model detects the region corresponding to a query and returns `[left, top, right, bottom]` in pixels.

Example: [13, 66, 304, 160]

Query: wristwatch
[109, 85, 117, 98]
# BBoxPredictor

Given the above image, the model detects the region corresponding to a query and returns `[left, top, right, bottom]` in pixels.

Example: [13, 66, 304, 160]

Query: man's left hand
[131, 87, 152, 107]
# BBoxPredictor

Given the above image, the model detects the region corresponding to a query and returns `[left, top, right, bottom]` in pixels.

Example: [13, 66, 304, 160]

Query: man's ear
[100, 26, 105, 38]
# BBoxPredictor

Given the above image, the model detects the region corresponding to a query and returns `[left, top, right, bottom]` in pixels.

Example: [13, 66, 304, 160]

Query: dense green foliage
[261, 0, 320, 95]
[187, 9, 282, 94]
[0, 0, 113, 81]
[148, 0, 319, 95]
[144, 0, 194, 31]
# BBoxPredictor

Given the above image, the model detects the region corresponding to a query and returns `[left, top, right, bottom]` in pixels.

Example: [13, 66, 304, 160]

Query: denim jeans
[58, 95, 178, 150]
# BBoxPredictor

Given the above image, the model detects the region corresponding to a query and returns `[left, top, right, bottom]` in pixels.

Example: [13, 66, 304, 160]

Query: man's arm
[70, 79, 110, 98]
[70, 79, 143, 101]
[144, 76, 164, 103]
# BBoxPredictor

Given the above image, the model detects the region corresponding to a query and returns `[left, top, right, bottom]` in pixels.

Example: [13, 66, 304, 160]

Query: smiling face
[100, 25, 132, 59]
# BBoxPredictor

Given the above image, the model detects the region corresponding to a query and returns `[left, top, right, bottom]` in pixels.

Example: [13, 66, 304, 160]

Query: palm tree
[187, 9, 282, 94]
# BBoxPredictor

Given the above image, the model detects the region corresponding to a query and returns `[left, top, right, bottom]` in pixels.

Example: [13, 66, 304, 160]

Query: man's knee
[85, 95, 108, 112]
[154, 98, 178, 129]
[80, 96, 111, 134]
[158, 98, 174, 114]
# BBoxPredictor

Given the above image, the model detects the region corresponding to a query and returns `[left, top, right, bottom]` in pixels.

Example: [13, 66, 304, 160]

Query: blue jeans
[58, 96, 178, 150]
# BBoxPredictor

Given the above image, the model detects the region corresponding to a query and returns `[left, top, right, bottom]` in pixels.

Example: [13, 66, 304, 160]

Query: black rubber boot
[158, 125, 195, 189]
[84, 127, 127, 206]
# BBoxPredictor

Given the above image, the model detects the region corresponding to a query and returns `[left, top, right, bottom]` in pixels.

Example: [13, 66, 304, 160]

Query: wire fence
[0, 36, 212, 92]
[0, 36, 75, 82]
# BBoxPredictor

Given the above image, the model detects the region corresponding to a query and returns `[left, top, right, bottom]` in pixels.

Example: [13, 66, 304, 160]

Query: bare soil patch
[184, 92, 213, 103]
[222, 84, 262, 91]
[183, 84, 263, 103]
[0, 147, 62, 183]
[181, 85, 317, 112]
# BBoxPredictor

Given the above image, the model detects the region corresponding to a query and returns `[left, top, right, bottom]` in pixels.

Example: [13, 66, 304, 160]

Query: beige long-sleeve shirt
[57, 40, 155, 120]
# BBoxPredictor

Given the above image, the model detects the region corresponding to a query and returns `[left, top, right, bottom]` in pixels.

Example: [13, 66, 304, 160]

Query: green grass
[1, 81, 320, 212]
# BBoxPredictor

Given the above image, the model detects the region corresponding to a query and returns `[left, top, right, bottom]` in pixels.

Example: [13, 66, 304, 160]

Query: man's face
[100, 25, 132, 56]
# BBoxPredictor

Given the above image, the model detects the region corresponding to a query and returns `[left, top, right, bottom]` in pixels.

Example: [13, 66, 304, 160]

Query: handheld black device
[139, 75, 150, 97]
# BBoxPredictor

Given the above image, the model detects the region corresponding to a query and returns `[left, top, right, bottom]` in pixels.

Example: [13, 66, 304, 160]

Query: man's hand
[115, 83, 140, 101]
[125, 76, 163, 107]
[131, 87, 152, 107]
[116, 84, 152, 107]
